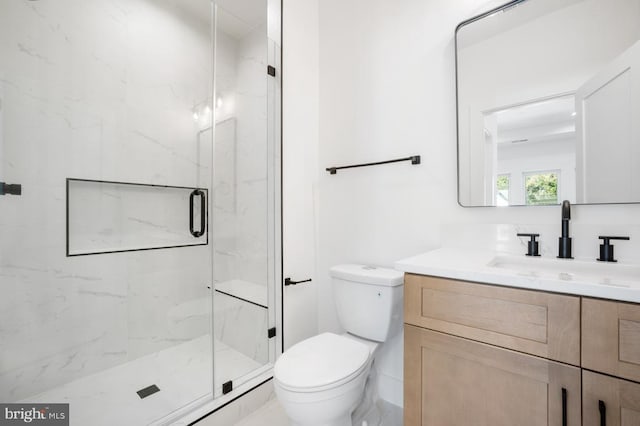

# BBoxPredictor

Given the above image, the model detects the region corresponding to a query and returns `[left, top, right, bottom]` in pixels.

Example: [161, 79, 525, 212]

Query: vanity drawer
[583, 298, 640, 383]
[404, 274, 580, 365]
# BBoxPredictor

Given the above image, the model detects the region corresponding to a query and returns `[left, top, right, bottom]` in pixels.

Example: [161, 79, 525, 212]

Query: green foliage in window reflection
[496, 175, 509, 191]
[525, 173, 558, 205]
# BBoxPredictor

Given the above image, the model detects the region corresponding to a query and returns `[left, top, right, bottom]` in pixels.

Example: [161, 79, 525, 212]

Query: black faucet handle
[517, 233, 541, 257]
[599, 236, 631, 241]
[597, 236, 630, 262]
[517, 233, 539, 238]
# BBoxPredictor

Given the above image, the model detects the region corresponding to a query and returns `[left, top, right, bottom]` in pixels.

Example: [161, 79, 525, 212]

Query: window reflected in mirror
[496, 174, 511, 206]
[484, 95, 574, 206]
[525, 171, 559, 206]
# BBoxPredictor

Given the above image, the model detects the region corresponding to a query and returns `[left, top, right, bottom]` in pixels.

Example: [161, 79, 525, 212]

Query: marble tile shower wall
[213, 24, 269, 287]
[0, 0, 213, 401]
[213, 293, 268, 365]
[211, 16, 270, 364]
[233, 24, 269, 288]
[212, 30, 239, 284]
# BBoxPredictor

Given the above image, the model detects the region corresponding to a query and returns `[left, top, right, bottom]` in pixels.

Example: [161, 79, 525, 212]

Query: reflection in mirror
[457, 0, 640, 206]
[488, 94, 575, 206]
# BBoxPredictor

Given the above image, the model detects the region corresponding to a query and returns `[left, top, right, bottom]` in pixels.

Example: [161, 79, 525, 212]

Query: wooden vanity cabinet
[404, 274, 582, 425]
[405, 324, 582, 426]
[583, 370, 640, 426]
[404, 273, 640, 426]
[582, 298, 640, 426]
[582, 298, 640, 383]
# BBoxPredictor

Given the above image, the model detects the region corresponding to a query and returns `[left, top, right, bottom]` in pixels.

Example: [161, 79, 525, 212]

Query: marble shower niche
[66, 179, 208, 255]
[0, 0, 278, 423]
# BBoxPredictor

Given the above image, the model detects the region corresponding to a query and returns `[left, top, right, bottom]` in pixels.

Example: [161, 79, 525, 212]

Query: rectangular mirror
[456, 0, 640, 207]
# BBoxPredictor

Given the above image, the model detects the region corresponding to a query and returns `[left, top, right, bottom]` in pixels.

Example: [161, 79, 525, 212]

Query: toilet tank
[330, 264, 404, 342]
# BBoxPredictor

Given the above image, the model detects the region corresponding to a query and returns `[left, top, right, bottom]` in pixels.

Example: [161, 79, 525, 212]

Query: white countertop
[395, 247, 640, 304]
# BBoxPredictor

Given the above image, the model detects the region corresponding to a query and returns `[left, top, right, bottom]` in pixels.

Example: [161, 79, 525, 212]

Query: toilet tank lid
[330, 264, 404, 286]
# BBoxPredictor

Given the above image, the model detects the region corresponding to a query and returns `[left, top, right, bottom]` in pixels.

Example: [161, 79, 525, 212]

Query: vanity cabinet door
[404, 324, 581, 426]
[583, 370, 640, 426]
[583, 298, 640, 383]
[404, 274, 581, 365]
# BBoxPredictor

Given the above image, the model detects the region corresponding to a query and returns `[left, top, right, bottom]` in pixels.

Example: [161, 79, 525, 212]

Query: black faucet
[558, 200, 572, 259]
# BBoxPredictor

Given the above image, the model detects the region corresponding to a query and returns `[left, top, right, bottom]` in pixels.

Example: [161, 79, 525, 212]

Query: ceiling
[457, 0, 585, 49]
[491, 95, 576, 145]
[178, 0, 266, 39]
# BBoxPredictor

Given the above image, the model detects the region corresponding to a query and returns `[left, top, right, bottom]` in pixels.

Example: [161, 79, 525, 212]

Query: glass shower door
[210, 0, 277, 397]
[0, 0, 216, 424]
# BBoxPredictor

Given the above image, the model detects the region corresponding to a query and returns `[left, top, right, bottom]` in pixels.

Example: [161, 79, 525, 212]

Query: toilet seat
[274, 333, 371, 393]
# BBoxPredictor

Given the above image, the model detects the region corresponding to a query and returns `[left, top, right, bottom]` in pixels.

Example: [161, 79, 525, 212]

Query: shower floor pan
[20, 335, 261, 426]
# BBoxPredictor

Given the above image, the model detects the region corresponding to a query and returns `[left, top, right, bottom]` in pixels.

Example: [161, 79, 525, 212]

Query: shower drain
[136, 384, 161, 399]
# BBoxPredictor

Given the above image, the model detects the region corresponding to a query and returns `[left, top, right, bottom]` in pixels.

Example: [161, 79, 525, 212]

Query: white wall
[282, 0, 320, 350]
[309, 0, 640, 408]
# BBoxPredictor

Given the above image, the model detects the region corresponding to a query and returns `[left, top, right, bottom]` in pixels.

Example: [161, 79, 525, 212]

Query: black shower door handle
[189, 189, 206, 238]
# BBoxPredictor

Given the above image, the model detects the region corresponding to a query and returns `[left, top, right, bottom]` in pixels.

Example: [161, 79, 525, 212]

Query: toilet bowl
[274, 264, 403, 426]
[274, 333, 378, 426]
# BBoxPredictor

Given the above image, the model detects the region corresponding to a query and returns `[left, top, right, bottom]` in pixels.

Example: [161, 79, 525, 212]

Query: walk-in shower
[0, 0, 281, 424]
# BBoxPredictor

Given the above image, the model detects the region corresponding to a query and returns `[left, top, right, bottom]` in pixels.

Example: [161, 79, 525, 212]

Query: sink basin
[487, 255, 640, 285]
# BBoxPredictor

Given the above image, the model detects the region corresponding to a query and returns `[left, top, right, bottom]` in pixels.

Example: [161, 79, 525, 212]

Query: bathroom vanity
[403, 0, 640, 422]
[397, 248, 640, 426]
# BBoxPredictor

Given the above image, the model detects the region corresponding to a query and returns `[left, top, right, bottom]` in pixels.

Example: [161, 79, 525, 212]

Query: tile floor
[233, 398, 404, 426]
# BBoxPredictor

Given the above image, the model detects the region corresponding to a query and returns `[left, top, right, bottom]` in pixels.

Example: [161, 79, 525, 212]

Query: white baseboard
[377, 372, 403, 408]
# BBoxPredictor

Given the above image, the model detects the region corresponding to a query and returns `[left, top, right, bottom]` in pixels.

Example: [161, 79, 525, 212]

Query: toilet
[274, 264, 404, 426]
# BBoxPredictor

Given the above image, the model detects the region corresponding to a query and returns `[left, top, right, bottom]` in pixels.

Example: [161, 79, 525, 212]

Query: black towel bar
[326, 155, 420, 175]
